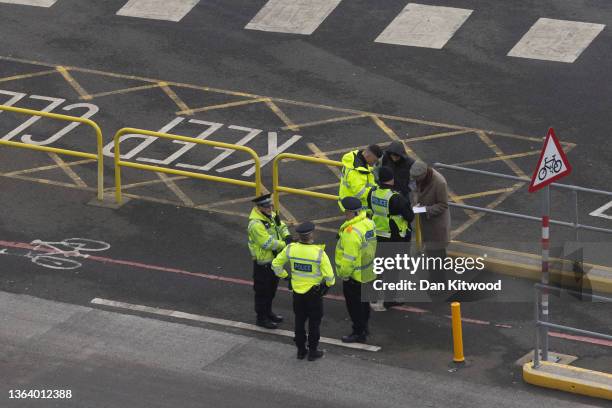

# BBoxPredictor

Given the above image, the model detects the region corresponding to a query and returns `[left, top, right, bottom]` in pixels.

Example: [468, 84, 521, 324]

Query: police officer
[338, 145, 382, 211]
[248, 194, 292, 329]
[336, 197, 377, 343]
[367, 166, 414, 243]
[272, 222, 335, 361]
[367, 166, 414, 310]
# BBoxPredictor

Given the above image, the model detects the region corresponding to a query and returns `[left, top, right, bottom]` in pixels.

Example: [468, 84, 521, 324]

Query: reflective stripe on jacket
[370, 187, 409, 238]
[247, 207, 290, 264]
[338, 150, 376, 211]
[272, 243, 335, 294]
[335, 212, 377, 283]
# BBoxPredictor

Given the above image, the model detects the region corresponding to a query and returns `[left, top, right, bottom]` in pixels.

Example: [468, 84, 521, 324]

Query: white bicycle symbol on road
[0, 238, 111, 270]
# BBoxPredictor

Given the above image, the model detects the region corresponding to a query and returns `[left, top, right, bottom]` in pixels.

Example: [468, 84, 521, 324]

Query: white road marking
[116, 0, 200, 22]
[0, 0, 57, 6]
[91, 298, 381, 352]
[245, 0, 342, 35]
[375, 3, 473, 49]
[508, 18, 605, 63]
[589, 200, 612, 220]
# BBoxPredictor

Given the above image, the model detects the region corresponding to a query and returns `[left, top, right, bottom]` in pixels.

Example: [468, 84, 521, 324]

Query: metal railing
[113, 128, 262, 204]
[0, 105, 104, 200]
[272, 153, 342, 209]
[434, 163, 612, 236]
[533, 283, 612, 368]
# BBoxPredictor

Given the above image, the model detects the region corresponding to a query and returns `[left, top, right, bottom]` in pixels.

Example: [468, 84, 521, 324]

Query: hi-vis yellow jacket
[335, 212, 377, 283]
[338, 150, 376, 211]
[247, 207, 290, 265]
[272, 243, 335, 294]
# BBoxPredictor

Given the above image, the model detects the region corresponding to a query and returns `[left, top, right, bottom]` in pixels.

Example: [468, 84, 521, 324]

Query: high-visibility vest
[247, 207, 289, 264]
[370, 188, 409, 238]
[272, 243, 335, 294]
[335, 212, 377, 283]
[338, 150, 376, 211]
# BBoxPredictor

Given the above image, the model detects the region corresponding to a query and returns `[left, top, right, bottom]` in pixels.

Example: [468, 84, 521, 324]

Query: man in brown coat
[409, 161, 451, 257]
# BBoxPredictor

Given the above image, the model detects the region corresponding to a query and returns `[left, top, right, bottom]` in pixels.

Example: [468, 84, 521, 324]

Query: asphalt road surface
[1, 1, 611, 407]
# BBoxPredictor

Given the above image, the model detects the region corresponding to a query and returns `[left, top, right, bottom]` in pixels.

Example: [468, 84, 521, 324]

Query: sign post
[528, 128, 572, 362]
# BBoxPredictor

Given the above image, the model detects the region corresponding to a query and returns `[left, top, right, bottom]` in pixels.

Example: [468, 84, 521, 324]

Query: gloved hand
[284, 236, 293, 245]
[286, 278, 293, 292]
[319, 284, 330, 297]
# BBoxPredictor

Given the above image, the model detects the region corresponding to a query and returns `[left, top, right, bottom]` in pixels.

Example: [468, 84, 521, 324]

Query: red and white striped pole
[541, 185, 551, 361]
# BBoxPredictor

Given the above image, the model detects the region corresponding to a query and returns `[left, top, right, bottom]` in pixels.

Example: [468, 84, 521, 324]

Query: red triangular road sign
[528, 128, 572, 192]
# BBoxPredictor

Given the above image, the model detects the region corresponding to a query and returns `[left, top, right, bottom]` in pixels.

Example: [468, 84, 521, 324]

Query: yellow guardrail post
[451, 302, 465, 364]
[0, 105, 104, 200]
[113, 128, 262, 204]
[272, 153, 343, 209]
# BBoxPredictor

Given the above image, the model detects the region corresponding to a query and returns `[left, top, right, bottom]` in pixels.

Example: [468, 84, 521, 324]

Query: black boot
[256, 318, 278, 329]
[341, 333, 366, 343]
[308, 350, 324, 361]
[297, 348, 308, 360]
[268, 312, 284, 323]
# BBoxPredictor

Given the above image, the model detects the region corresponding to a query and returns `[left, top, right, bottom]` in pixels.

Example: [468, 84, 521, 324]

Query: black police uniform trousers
[253, 261, 279, 321]
[343, 278, 370, 335]
[293, 286, 323, 351]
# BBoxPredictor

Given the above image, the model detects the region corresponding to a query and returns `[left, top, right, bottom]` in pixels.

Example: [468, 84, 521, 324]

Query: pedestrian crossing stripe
[245, 0, 342, 35]
[375, 3, 473, 49]
[116, 0, 200, 22]
[0, 0, 57, 6]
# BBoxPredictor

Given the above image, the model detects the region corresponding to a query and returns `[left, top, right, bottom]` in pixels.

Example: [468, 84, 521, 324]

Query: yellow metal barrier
[273, 153, 342, 209]
[113, 128, 262, 204]
[0, 105, 104, 200]
[273, 152, 423, 249]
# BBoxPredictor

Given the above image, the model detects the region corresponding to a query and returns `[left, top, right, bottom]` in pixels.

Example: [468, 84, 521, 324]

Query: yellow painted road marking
[456, 150, 540, 166]
[307, 142, 342, 179]
[159, 82, 191, 114]
[86, 83, 163, 99]
[2, 159, 95, 176]
[451, 182, 525, 239]
[405, 129, 473, 142]
[177, 97, 268, 115]
[0, 69, 58, 83]
[281, 114, 367, 130]
[48, 152, 88, 187]
[453, 187, 517, 201]
[265, 99, 299, 131]
[110, 175, 188, 191]
[157, 172, 194, 207]
[478, 131, 527, 178]
[370, 115, 418, 157]
[56, 66, 92, 100]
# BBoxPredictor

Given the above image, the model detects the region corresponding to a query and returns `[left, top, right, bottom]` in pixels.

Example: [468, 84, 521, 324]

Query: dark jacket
[367, 185, 415, 241]
[381, 141, 415, 200]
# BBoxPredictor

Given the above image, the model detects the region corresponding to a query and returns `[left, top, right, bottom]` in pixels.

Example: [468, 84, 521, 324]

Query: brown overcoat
[413, 169, 451, 249]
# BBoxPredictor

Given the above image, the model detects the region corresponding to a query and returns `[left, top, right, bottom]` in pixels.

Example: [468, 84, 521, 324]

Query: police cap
[252, 193, 273, 207]
[295, 221, 315, 235]
[341, 197, 362, 211]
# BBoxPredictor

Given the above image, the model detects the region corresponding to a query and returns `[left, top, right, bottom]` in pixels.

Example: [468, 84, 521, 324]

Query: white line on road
[508, 18, 605, 63]
[589, 200, 612, 220]
[0, 0, 57, 6]
[117, 0, 200, 22]
[245, 0, 342, 35]
[91, 298, 382, 352]
[375, 3, 473, 49]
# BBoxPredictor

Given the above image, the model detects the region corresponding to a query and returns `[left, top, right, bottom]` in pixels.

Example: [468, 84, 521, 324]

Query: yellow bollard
[451, 302, 465, 363]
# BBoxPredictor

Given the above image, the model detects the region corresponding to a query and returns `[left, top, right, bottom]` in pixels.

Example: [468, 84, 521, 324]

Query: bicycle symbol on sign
[537, 154, 563, 181]
[0, 238, 110, 270]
